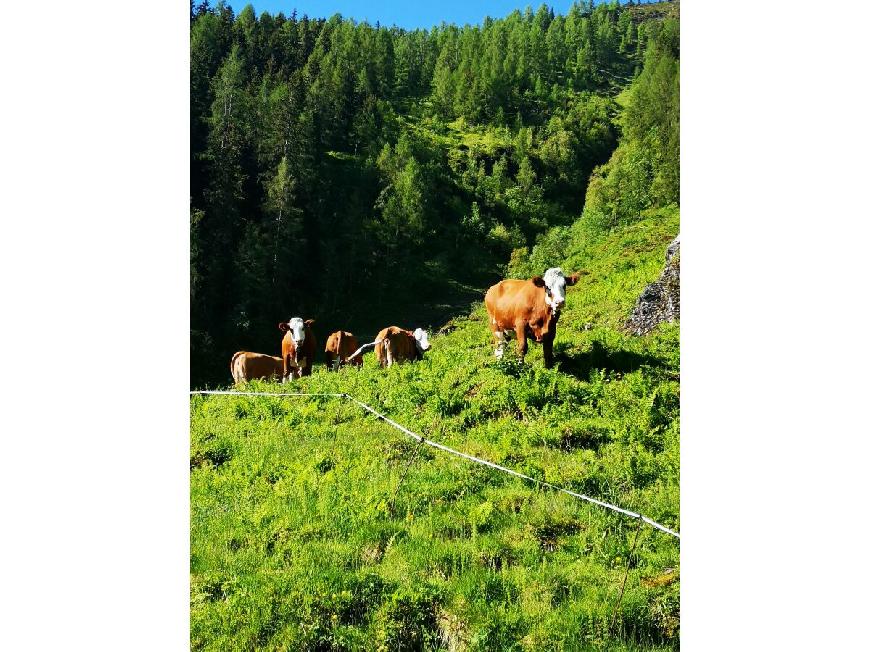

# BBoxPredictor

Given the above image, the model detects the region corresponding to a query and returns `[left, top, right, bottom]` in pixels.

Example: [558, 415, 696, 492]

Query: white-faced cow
[373, 326, 431, 367]
[230, 351, 284, 384]
[277, 317, 316, 381]
[484, 267, 586, 368]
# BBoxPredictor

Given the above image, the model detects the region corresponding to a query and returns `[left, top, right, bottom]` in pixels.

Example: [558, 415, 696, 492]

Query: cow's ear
[566, 271, 589, 286]
[278, 322, 289, 332]
[304, 319, 315, 327]
[531, 276, 545, 287]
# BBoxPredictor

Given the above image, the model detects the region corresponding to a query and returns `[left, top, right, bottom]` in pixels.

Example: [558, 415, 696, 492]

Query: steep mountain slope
[190, 207, 680, 650]
[189, 1, 678, 386]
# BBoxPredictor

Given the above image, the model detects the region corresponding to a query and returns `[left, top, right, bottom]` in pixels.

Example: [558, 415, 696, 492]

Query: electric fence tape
[190, 390, 680, 539]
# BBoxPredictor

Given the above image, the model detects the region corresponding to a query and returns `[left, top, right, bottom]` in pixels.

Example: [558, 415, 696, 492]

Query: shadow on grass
[553, 340, 667, 381]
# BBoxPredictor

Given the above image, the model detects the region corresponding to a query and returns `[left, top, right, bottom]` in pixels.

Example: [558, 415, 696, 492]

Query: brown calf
[277, 317, 316, 381]
[230, 351, 284, 384]
[374, 326, 431, 367]
[484, 267, 585, 368]
[324, 330, 362, 370]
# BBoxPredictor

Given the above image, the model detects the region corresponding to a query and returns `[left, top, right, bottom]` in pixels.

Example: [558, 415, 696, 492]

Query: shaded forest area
[190, 0, 679, 385]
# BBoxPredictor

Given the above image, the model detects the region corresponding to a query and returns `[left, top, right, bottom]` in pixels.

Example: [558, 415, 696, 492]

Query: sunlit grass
[191, 210, 679, 650]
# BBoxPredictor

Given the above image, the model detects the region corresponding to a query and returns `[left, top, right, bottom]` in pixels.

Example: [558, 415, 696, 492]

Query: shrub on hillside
[374, 585, 442, 651]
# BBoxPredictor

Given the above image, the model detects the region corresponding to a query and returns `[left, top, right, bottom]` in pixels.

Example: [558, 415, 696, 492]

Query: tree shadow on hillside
[553, 340, 668, 381]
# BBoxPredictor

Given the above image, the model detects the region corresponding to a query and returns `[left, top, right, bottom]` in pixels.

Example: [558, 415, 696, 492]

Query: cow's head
[413, 328, 431, 353]
[534, 268, 584, 315]
[278, 317, 306, 347]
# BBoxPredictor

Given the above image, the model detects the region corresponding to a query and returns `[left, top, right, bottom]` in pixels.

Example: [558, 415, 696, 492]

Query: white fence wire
[190, 390, 680, 539]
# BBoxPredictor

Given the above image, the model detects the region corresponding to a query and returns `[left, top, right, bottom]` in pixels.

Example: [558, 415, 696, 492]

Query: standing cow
[278, 317, 316, 381]
[324, 330, 363, 370]
[484, 267, 586, 368]
[374, 326, 431, 367]
[230, 351, 284, 384]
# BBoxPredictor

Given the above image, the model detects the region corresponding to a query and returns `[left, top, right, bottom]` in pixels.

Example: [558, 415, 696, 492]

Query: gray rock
[666, 234, 680, 263]
[624, 235, 680, 336]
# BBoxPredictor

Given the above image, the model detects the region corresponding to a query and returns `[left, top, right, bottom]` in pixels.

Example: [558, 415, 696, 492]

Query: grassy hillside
[190, 207, 680, 650]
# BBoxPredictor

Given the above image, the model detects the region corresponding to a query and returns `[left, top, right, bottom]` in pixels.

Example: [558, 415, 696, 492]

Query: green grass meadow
[190, 208, 680, 651]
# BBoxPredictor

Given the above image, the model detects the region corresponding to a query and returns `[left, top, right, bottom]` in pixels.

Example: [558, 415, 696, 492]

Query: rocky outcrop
[624, 235, 680, 335]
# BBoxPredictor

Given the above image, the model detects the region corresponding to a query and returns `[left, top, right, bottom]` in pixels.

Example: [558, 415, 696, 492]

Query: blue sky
[219, 1, 650, 30]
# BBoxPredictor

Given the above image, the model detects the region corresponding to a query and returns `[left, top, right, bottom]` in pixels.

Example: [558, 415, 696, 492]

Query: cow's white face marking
[413, 328, 431, 352]
[543, 267, 568, 313]
[286, 317, 305, 347]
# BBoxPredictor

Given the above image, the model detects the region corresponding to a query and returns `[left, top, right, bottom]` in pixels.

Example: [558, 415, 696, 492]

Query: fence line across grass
[190, 389, 680, 540]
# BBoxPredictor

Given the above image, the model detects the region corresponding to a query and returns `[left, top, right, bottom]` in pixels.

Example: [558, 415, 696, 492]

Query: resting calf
[230, 351, 283, 384]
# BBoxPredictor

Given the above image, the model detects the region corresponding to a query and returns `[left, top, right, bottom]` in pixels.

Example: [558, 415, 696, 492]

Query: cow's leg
[493, 329, 506, 359]
[385, 339, 394, 367]
[542, 332, 555, 369]
[514, 321, 528, 361]
[491, 316, 506, 359]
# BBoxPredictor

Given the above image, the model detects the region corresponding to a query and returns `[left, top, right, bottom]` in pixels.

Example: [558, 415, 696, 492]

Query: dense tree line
[190, 0, 678, 384]
[582, 12, 679, 231]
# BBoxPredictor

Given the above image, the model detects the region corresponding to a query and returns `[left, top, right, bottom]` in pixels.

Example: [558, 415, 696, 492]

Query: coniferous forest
[190, 0, 679, 385]
[190, 3, 680, 647]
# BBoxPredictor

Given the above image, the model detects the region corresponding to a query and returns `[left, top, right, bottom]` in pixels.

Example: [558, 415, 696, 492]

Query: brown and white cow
[484, 267, 586, 368]
[374, 326, 431, 367]
[277, 317, 316, 381]
[230, 351, 284, 384]
[324, 330, 362, 370]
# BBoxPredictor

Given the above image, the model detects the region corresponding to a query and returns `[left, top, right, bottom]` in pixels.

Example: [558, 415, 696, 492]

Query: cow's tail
[230, 351, 245, 384]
